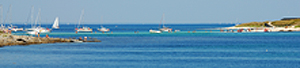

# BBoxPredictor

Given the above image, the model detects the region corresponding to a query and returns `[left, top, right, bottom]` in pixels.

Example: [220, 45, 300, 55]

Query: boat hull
[77, 30, 93, 33]
[98, 27, 110, 32]
[26, 30, 51, 35]
[149, 30, 162, 34]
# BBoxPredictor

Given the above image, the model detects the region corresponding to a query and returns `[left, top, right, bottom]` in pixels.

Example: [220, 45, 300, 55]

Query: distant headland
[235, 16, 300, 28]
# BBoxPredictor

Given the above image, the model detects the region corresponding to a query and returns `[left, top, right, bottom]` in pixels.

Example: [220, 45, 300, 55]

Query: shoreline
[222, 26, 300, 32]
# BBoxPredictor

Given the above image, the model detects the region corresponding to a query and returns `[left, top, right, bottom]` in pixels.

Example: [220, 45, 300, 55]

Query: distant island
[235, 17, 300, 28]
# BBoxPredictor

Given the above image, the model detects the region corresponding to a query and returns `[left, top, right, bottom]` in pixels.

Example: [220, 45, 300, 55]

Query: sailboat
[25, 6, 36, 31]
[159, 13, 172, 32]
[52, 17, 59, 29]
[4, 5, 23, 31]
[97, 16, 110, 32]
[75, 9, 92, 33]
[26, 9, 51, 35]
[150, 14, 169, 34]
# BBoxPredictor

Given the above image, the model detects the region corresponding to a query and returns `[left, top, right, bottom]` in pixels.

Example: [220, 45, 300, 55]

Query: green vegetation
[236, 19, 300, 28]
[236, 21, 268, 27]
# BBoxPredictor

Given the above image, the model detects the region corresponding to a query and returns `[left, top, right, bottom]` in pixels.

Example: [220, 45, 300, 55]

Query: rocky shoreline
[0, 33, 101, 47]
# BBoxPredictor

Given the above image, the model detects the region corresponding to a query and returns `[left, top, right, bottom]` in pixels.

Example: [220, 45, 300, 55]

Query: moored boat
[75, 9, 93, 33]
[149, 29, 161, 34]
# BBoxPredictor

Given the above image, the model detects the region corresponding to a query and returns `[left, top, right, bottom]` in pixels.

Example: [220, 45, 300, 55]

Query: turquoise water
[1, 24, 300, 68]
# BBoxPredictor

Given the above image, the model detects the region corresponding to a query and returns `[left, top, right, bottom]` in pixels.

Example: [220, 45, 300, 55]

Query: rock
[0, 34, 101, 47]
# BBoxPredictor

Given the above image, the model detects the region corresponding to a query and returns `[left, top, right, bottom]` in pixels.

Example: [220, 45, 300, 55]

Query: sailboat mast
[163, 13, 165, 27]
[101, 16, 103, 26]
[0, 4, 3, 27]
[38, 9, 41, 27]
[34, 8, 41, 28]
[8, 5, 12, 27]
[31, 6, 34, 28]
[78, 9, 84, 28]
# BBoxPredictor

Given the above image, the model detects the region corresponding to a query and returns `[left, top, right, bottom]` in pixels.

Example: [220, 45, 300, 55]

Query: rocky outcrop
[0, 34, 101, 47]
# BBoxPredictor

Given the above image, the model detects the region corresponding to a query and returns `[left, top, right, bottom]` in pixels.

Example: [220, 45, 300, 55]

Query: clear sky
[0, 0, 300, 24]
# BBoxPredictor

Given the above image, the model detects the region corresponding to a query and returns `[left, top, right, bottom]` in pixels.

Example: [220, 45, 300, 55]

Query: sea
[1, 24, 300, 68]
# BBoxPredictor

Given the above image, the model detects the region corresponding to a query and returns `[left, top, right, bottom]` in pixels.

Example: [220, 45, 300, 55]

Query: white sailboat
[75, 9, 92, 33]
[52, 17, 59, 29]
[25, 6, 36, 31]
[97, 16, 110, 32]
[150, 14, 168, 34]
[26, 9, 51, 35]
[159, 13, 172, 32]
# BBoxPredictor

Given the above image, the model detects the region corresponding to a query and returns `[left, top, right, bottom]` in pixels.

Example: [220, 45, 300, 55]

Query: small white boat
[9, 26, 23, 31]
[76, 26, 92, 32]
[149, 29, 162, 34]
[98, 26, 110, 32]
[26, 27, 51, 35]
[11, 28, 24, 31]
[159, 26, 172, 32]
[52, 17, 59, 29]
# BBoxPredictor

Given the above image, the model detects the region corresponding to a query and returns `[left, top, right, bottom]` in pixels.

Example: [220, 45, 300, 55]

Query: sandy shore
[223, 26, 300, 32]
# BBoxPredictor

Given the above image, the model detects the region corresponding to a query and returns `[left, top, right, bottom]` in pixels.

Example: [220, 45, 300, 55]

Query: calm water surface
[1, 24, 300, 68]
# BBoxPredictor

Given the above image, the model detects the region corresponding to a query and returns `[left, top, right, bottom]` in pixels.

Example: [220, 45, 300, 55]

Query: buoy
[75, 31, 78, 34]
[266, 49, 268, 52]
[188, 31, 190, 33]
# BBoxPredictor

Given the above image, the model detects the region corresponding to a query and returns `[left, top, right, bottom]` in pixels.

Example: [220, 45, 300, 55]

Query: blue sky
[0, 0, 300, 24]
